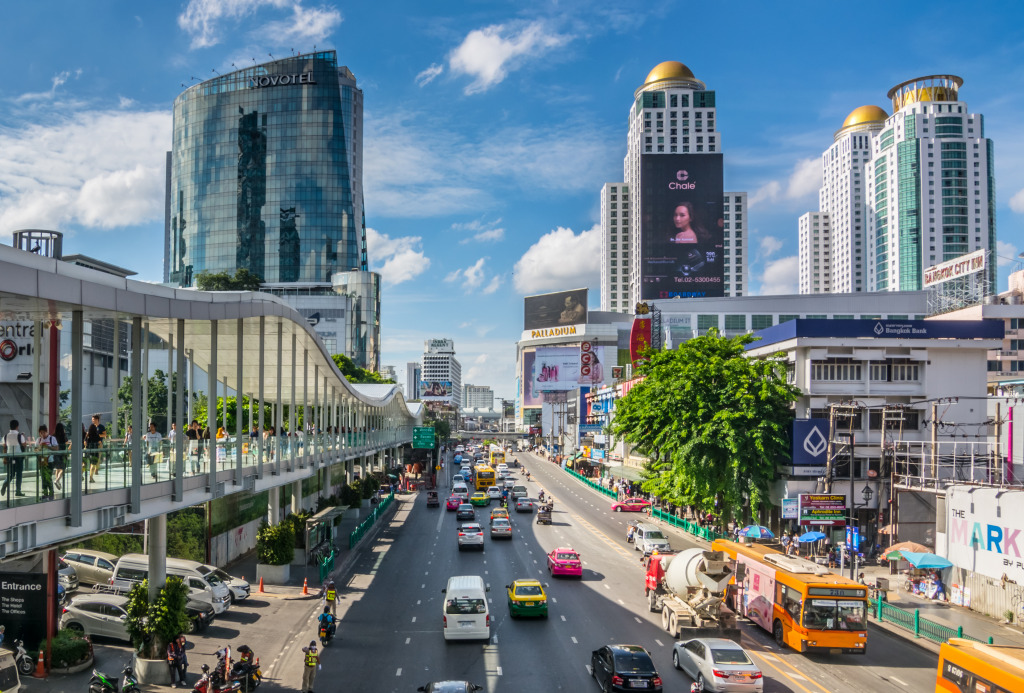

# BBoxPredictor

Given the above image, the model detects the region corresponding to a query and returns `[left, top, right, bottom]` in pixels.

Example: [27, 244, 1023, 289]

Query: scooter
[13, 639, 34, 676]
[194, 664, 242, 693]
[88, 663, 140, 693]
[319, 621, 336, 647]
[230, 656, 262, 692]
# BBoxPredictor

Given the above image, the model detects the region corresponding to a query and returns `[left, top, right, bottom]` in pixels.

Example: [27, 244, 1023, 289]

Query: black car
[417, 683, 483, 693]
[456, 504, 475, 521]
[186, 600, 215, 633]
[591, 644, 663, 692]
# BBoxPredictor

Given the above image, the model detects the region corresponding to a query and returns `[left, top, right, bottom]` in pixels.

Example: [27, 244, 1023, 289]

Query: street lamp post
[849, 485, 874, 581]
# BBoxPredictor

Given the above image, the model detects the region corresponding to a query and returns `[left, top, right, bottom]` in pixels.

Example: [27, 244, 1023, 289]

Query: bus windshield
[802, 599, 866, 631]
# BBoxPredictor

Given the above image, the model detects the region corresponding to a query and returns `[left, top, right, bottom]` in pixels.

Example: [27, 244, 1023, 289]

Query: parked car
[186, 599, 216, 633]
[456, 504, 476, 521]
[457, 524, 485, 551]
[515, 497, 536, 513]
[197, 565, 250, 603]
[490, 518, 513, 540]
[61, 549, 117, 586]
[547, 547, 583, 577]
[59, 594, 131, 642]
[506, 579, 547, 618]
[611, 497, 652, 513]
[672, 638, 763, 692]
[446, 496, 462, 511]
[591, 645, 663, 693]
[58, 558, 79, 593]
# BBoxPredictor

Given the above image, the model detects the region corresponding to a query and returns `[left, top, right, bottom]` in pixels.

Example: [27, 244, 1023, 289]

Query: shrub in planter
[51, 627, 91, 668]
[256, 520, 295, 566]
[125, 577, 191, 659]
[340, 483, 360, 508]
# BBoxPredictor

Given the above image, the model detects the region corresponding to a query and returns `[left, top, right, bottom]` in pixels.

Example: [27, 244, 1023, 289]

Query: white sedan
[672, 638, 763, 692]
[487, 486, 503, 500]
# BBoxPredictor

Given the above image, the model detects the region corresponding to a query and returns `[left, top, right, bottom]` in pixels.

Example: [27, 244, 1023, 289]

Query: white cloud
[482, 275, 502, 295]
[512, 225, 600, 294]
[415, 63, 444, 87]
[1010, 188, 1024, 214]
[16, 69, 82, 103]
[997, 240, 1020, 267]
[448, 21, 570, 94]
[470, 228, 505, 243]
[178, 0, 291, 49]
[758, 235, 784, 259]
[758, 256, 799, 295]
[365, 227, 430, 285]
[749, 157, 821, 208]
[453, 218, 505, 244]
[0, 109, 170, 232]
[259, 4, 341, 44]
[465, 353, 491, 384]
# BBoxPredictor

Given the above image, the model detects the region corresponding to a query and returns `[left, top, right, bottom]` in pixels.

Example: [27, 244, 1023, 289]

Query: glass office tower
[166, 51, 366, 286]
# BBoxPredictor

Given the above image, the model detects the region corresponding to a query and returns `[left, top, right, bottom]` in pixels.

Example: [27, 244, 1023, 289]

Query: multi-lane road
[260, 449, 939, 692]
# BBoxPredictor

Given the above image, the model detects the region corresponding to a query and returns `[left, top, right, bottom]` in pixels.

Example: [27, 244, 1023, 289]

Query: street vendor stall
[899, 551, 952, 600]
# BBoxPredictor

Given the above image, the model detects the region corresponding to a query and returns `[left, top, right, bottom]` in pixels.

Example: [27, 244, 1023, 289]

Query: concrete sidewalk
[221, 491, 412, 599]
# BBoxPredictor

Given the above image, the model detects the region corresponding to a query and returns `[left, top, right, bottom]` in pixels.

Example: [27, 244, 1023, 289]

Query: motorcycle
[230, 656, 262, 692]
[13, 639, 34, 676]
[319, 621, 336, 647]
[194, 663, 242, 693]
[88, 664, 139, 693]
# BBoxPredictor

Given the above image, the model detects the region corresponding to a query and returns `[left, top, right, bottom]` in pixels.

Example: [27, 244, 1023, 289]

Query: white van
[442, 575, 490, 641]
[452, 484, 470, 500]
[111, 554, 231, 614]
[0, 650, 21, 693]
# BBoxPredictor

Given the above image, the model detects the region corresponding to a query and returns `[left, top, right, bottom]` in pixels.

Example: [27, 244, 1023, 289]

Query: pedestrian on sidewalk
[2, 419, 27, 497]
[300, 640, 319, 693]
[86, 414, 106, 483]
[166, 633, 188, 688]
[36, 424, 57, 500]
[52, 422, 68, 491]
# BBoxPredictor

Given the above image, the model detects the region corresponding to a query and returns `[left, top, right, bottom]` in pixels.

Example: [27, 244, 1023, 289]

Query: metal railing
[565, 468, 617, 499]
[651, 508, 730, 542]
[318, 550, 336, 583]
[870, 596, 994, 645]
[348, 492, 395, 548]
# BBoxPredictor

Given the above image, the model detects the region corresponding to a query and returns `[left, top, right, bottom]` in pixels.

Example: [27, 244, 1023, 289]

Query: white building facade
[421, 338, 461, 408]
[463, 384, 494, 410]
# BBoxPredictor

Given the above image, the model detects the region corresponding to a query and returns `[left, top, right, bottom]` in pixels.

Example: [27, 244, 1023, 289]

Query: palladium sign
[249, 72, 316, 89]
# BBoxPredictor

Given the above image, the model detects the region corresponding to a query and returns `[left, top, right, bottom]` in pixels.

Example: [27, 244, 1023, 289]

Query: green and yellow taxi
[470, 491, 491, 507]
[506, 578, 548, 618]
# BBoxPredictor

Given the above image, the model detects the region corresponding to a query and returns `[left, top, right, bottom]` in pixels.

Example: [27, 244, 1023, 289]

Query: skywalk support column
[290, 334, 297, 471]
[173, 320, 185, 501]
[69, 310, 84, 526]
[302, 348, 308, 468]
[275, 322, 283, 477]
[257, 316, 265, 478]
[235, 318, 244, 484]
[208, 321, 218, 494]
[147, 513, 167, 602]
[130, 318, 143, 513]
[313, 367, 319, 465]
[142, 323, 150, 427]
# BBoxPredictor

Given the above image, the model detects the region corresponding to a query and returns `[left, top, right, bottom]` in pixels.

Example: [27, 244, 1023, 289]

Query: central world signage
[249, 72, 317, 88]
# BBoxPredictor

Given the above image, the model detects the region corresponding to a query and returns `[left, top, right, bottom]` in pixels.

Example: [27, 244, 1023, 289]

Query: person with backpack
[2, 419, 27, 497]
[36, 424, 58, 500]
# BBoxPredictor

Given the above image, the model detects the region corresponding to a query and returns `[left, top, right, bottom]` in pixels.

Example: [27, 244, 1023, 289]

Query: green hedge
[256, 520, 295, 565]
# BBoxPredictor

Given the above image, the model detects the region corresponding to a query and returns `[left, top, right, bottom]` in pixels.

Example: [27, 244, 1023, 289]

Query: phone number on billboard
[674, 276, 722, 283]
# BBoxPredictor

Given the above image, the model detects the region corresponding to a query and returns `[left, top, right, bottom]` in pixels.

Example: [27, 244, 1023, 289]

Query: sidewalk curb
[867, 617, 942, 655]
[325, 494, 403, 586]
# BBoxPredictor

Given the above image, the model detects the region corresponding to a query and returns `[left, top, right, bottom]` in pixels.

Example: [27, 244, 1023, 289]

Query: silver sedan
[672, 638, 763, 692]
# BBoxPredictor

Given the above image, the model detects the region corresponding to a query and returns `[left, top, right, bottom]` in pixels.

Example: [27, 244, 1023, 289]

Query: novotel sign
[249, 72, 317, 89]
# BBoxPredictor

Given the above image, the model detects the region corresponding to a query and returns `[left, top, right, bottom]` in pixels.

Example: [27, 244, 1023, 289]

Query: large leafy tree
[195, 268, 263, 291]
[610, 330, 799, 522]
[331, 353, 395, 384]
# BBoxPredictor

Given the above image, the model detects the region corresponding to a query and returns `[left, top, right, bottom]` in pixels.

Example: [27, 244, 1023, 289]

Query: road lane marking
[496, 667, 503, 676]
[405, 637, 410, 644]
[396, 668, 402, 676]
[634, 616, 642, 623]
[654, 639, 664, 647]
[891, 676, 907, 686]
[571, 636, 578, 643]
[745, 641, 831, 693]
[747, 650, 814, 693]
[411, 616, 416, 623]
[561, 615, 567, 621]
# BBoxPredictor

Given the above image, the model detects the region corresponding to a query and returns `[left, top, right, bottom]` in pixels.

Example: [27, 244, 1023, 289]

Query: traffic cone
[33, 649, 45, 678]
[258, 577, 265, 593]
[302, 577, 309, 595]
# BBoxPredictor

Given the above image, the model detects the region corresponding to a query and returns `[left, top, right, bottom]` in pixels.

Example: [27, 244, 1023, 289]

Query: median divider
[349, 492, 395, 549]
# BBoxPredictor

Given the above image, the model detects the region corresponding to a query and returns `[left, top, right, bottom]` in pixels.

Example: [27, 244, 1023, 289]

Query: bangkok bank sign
[944, 486, 1024, 581]
[249, 72, 317, 89]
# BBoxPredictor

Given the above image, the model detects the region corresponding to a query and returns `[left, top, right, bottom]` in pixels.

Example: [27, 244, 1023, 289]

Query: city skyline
[1, 2, 1024, 400]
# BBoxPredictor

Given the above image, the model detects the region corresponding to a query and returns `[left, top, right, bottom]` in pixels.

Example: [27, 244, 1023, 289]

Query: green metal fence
[651, 508, 730, 542]
[565, 468, 617, 499]
[348, 492, 395, 549]
[870, 596, 994, 645]
[318, 550, 335, 582]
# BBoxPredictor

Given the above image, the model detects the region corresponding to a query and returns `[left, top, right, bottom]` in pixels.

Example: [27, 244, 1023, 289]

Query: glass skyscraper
[165, 51, 366, 286]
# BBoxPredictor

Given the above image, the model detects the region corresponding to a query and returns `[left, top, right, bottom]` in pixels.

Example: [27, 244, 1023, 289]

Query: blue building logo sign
[791, 419, 830, 476]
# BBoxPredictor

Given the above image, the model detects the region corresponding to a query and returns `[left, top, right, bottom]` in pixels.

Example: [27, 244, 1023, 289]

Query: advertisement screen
[639, 154, 724, 300]
[419, 381, 452, 400]
[521, 351, 542, 407]
[531, 346, 606, 391]
[524, 289, 588, 330]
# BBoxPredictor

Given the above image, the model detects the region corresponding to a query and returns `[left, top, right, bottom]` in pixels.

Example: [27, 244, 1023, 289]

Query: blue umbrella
[798, 531, 827, 543]
[740, 525, 775, 538]
[900, 551, 953, 569]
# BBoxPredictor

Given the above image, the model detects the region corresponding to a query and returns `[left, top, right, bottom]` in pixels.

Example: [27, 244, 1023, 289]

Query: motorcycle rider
[539, 489, 545, 503]
[317, 605, 337, 641]
[300, 640, 319, 693]
[319, 579, 338, 616]
[232, 645, 259, 691]
[211, 647, 230, 686]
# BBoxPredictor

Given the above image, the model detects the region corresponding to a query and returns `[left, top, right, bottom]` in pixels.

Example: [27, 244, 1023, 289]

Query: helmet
[323, 606, 330, 614]
[201, 664, 210, 674]
[652, 550, 659, 556]
[237, 645, 251, 654]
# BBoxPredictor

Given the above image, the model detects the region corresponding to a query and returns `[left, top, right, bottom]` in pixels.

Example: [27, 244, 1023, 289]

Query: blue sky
[1, 1, 1024, 402]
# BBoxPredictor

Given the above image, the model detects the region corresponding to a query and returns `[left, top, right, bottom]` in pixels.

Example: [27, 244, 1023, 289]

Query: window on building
[751, 315, 773, 330]
[779, 314, 799, 324]
[697, 314, 719, 332]
[724, 315, 746, 331]
[811, 359, 862, 382]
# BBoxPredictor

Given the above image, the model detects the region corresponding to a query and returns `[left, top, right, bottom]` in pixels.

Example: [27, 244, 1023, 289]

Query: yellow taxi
[470, 491, 491, 507]
[506, 579, 548, 618]
[490, 507, 510, 523]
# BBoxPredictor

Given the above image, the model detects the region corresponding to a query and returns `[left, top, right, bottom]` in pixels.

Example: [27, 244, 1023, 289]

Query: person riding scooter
[318, 606, 337, 643]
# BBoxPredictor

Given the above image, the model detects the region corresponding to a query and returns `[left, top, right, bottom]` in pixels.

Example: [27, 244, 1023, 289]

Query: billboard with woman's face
[639, 154, 724, 300]
[523, 289, 589, 330]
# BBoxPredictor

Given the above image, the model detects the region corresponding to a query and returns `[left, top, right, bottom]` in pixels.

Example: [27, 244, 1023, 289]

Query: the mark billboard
[639, 154, 725, 300]
[524, 289, 588, 331]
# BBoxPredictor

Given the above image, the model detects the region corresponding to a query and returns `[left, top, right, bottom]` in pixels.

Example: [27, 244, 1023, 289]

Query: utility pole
[825, 405, 837, 493]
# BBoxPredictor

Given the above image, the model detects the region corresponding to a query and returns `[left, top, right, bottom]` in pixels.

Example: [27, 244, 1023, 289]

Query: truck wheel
[648, 591, 659, 612]
[661, 606, 672, 632]
[668, 612, 679, 637]
[773, 620, 785, 648]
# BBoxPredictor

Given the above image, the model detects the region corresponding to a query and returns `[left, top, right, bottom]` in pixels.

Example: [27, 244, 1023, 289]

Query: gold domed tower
[834, 105, 888, 141]
[634, 60, 705, 97]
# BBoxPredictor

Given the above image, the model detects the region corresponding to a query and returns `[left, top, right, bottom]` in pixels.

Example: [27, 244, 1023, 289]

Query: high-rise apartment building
[599, 61, 747, 309]
[463, 384, 494, 410]
[405, 361, 421, 400]
[164, 51, 380, 369]
[421, 339, 461, 408]
[801, 76, 995, 295]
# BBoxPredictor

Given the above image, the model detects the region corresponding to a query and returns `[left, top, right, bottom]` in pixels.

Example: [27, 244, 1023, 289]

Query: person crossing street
[300, 640, 319, 693]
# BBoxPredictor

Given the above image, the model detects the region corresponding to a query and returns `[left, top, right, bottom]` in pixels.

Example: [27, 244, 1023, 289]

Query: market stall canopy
[900, 552, 953, 569]
[740, 525, 774, 539]
[798, 532, 827, 543]
[883, 541, 929, 559]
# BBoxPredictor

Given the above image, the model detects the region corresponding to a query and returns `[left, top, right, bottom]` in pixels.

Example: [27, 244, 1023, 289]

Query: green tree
[195, 268, 263, 291]
[124, 576, 191, 659]
[116, 370, 196, 434]
[331, 353, 395, 384]
[609, 329, 799, 523]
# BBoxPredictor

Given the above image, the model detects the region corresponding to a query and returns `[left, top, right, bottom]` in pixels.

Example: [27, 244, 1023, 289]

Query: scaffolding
[926, 272, 988, 316]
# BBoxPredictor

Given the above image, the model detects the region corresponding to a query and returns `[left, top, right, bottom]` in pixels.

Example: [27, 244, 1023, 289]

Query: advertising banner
[791, 419, 830, 477]
[798, 494, 847, 526]
[524, 289, 588, 330]
[532, 346, 606, 391]
[781, 498, 799, 520]
[521, 351, 542, 407]
[923, 249, 986, 288]
[0, 321, 49, 383]
[420, 381, 452, 401]
[639, 154, 725, 300]
[629, 313, 652, 365]
[945, 486, 1024, 582]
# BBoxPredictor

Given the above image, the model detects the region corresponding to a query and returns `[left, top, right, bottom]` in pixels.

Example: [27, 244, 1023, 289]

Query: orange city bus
[711, 539, 868, 655]
[474, 464, 495, 491]
[936, 638, 1024, 693]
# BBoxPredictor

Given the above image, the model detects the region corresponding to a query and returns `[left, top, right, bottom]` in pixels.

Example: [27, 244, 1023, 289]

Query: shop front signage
[798, 494, 846, 526]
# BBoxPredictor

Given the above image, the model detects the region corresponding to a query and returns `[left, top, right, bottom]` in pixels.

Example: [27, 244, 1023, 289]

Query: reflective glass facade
[166, 51, 365, 286]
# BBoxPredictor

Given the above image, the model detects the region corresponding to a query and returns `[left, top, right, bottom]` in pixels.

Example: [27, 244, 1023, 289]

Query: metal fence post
[877, 597, 883, 621]
[914, 609, 920, 637]
[957, 626, 963, 638]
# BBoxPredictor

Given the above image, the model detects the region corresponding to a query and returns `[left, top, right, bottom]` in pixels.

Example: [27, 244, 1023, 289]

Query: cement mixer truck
[644, 548, 740, 640]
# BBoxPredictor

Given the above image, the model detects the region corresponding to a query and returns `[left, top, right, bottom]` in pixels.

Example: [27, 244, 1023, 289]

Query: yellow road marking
[742, 636, 833, 693]
[745, 649, 815, 693]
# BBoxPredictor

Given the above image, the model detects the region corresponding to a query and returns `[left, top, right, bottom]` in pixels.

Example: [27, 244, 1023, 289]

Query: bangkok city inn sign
[249, 72, 317, 88]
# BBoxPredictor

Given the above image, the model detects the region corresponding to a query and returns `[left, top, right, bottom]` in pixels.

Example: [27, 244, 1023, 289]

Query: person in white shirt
[2, 419, 27, 497]
[36, 424, 58, 500]
[144, 423, 163, 482]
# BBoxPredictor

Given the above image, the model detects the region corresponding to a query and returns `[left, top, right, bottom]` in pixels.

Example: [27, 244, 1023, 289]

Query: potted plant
[124, 576, 191, 684]
[255, 519, 295, 584]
